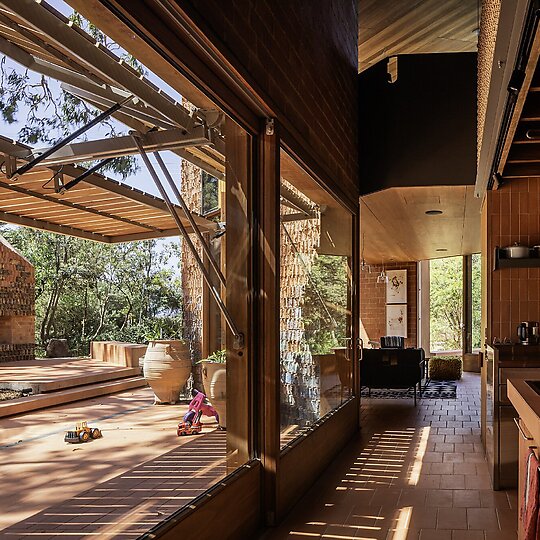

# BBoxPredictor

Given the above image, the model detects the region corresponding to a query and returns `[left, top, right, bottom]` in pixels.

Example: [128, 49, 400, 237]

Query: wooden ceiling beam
[36, 125, 211, 167]
[507, 142, 540, 162]
[110, 229, 179, 243]
[503, 162, 540, 177]
[0, 209, 109, 242]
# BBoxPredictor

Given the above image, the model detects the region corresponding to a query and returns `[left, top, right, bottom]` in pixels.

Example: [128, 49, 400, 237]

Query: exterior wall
[0, 235, 35, 362]
[181, 0, 359, 204]
[360, 262, 418, 348]
[485, 178, 540, 342]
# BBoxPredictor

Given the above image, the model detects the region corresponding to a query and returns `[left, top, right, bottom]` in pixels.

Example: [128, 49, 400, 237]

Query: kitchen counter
[482, 345, 540, 489]
[508, 377, 540, 446]
[508, 377, 540, 540]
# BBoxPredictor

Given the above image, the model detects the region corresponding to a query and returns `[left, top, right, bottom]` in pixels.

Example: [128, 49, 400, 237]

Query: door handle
[357, 337, 364, 361]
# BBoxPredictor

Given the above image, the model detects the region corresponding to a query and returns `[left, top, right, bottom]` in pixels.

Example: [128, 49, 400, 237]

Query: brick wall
[0, 235, 35, 362]
[181, 0, 359, 204]
[486, 178, 540, 342]
[360, 262, 418, 348]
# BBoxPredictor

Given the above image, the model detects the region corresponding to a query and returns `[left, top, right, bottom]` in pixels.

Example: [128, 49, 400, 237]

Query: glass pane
[201, 171, 220, 215]
[472, 253, 481, 350]
[429, 256, 463, 353]
[280, 150, 353, 449]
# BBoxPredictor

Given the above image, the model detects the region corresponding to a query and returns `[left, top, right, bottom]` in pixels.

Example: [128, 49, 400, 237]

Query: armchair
[360, 347, 425, 405]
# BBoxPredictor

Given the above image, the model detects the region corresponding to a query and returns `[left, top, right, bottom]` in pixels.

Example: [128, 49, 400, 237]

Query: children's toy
[64, 421, 102, 443]
[177, 390, 219, 436]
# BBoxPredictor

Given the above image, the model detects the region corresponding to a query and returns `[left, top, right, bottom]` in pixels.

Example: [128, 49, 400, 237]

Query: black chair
[360, 348, 425, 405]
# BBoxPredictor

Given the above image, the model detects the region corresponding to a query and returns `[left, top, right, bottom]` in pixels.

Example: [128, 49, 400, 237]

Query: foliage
[471, 253, 482, 349]
[0, 10, 145, 179]
[428, 356, 462, 381]
[303, 255, 349, 354]
[198, 349, 226, 364]
[430, 255, 482, 351]
[430, 257, 463, 351]
[1, 226, 182, 356]
[201, 172, 219, 215]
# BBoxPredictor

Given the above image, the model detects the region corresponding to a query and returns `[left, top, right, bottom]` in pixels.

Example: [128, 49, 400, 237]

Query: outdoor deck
[0, 386, 225, 536]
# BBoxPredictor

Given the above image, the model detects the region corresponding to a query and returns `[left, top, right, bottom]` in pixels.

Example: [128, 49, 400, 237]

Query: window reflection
[280, 151, 353, 448]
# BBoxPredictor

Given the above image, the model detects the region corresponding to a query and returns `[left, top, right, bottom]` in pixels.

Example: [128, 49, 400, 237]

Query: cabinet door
[499, 405, 519, 489]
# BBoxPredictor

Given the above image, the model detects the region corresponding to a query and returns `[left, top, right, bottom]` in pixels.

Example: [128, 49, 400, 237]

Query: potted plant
[199, 349, 226, 428]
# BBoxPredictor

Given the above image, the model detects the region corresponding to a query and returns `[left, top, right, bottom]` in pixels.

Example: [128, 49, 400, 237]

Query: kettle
[518, 321, 539, 345]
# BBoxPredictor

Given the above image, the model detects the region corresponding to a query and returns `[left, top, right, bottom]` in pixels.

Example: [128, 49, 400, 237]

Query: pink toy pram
[177, 390, 219, 436]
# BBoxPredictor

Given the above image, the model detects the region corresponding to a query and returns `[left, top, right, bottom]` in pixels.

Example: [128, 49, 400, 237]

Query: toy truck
[64, 421, 102, 443]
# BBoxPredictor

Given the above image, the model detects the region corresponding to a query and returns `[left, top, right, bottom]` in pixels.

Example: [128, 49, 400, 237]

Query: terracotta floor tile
[259, 374, 515, 540]
[453, 463, 477, 475]
[425, 489, 454, 508]
[452, 531, 484, 540]
[428, 463, 454, 475]
[484, 531, 517, 540]
[467, 508, 500, 530]
[453, 490, 481, 508]
[440, 475, 465, 489]
[497, 508, 518, 531]
[465, 475, 493, 490]
[437, 508, 467, 529]
[419, 529, 452, 540]
[479, 490, 511, 509]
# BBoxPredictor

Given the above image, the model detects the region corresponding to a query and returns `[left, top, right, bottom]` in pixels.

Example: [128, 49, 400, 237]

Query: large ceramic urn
[143, 340, 191, 404]
[201, 361, 226, 428]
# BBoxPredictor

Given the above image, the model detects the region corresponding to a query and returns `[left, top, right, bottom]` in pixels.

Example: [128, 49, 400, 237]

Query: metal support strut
[58, 158, 115, 194]
[152, 151, 226, 288]
[9, 95, 133, 180]
[132, 134, 244, 350]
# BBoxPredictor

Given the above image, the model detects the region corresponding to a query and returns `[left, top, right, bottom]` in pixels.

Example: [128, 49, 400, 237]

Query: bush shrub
[429, 356, 462, 381]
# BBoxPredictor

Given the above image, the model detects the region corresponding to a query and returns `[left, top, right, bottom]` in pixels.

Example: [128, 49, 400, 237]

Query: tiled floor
[261, 373, 518, 540]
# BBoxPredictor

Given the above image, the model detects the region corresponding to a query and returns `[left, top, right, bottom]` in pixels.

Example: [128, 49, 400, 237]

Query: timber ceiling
[0, 136, 215, 243]
[358, 0, 479, 72]
[360, 185, 482, 263]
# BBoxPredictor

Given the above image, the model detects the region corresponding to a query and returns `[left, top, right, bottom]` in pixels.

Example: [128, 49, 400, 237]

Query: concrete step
[0, 376, 147, 419]
[1, 366, 142, 394]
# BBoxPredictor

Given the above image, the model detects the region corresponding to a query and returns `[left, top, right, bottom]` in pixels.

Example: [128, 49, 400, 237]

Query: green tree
[430, 256, 463, 351]
[0, 11, 142, 178]
[303, 255, 349, 354]
[1, 226, 182, 356]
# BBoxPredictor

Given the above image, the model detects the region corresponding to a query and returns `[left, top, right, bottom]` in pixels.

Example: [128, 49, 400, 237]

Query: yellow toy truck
[64, 421, 102, 443]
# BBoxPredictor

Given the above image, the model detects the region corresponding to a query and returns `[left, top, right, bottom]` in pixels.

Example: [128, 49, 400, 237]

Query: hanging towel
[522, 449, 540, 540]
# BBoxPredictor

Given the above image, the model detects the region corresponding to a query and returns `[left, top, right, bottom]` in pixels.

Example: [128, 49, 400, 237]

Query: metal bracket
[58, 158, 115, 194]
[4, 154, 17, 178]
[265, 118, 275, 136]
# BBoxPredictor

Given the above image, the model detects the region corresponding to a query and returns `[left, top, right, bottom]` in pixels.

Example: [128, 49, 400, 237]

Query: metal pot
[503, 242, 530, 258]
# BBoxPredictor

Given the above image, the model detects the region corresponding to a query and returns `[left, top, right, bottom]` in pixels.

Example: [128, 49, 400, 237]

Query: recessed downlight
[425, 209, 443, 215]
